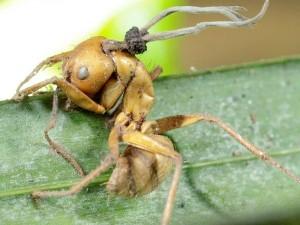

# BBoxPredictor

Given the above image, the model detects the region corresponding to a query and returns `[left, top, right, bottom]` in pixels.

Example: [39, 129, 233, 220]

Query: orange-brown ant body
[13, 1, 300, 225]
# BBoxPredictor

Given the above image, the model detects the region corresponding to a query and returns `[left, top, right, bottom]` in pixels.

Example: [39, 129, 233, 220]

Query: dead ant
[12, 1, 300, 225]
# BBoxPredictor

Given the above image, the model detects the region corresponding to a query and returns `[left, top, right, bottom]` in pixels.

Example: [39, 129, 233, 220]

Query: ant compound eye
[78, 66, 89, 80]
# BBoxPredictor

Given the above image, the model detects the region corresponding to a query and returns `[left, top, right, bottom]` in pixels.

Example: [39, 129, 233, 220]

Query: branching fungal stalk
[102, 0, 269, 54]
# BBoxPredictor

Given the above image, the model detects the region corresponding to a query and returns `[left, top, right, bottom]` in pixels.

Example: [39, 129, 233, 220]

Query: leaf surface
[1, 57, 300, 225]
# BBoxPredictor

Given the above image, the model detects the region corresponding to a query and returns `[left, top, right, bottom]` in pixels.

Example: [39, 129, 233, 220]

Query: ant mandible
[12, 1, 300, 225]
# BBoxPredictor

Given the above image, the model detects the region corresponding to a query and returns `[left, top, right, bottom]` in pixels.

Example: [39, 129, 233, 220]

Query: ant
[12, 1, 300, 225]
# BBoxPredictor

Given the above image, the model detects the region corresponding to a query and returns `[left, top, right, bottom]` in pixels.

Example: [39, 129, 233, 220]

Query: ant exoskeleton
[13, 1, 300, 225]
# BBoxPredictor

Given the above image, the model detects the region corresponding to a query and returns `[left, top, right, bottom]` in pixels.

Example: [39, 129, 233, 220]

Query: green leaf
[1, 56, 300, 225]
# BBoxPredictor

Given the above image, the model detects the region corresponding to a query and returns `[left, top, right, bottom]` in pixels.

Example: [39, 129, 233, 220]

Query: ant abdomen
[107, 135, 174, 197]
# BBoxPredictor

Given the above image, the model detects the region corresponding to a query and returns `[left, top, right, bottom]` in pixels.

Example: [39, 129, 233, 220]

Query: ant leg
[155, 114, 300, 184]
[44, 89, 86, 176]
[32, 154, 115, 198]
[14, 51, 70, 96]
[121, 131, 182, 225]
[12, 77, 105, 113]
[12, 77, 57, 101]
[31, 125, 121, 198]
[163, 155, 182, 225]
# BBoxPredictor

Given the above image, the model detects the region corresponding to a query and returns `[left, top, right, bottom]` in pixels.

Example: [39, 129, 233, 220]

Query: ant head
[63, 37, 114, 97]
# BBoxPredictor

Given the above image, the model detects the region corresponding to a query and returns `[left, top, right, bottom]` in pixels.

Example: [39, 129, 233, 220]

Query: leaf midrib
[1, 148, 299, 198]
